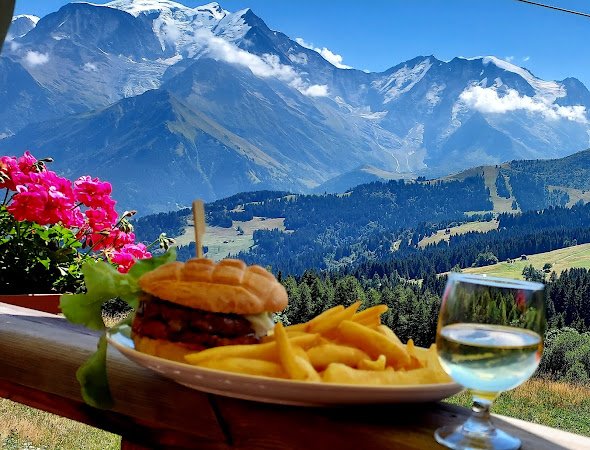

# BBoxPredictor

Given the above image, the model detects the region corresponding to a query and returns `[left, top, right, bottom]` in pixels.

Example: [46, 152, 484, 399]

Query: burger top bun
[137, 258, 288, 315]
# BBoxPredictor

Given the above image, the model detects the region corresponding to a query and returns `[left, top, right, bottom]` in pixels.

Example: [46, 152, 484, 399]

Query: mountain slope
[444, 148, 590, 213]
[0, 89, 298, 213]
[132, 149, 590, 271]
[2, 1, 590, 206]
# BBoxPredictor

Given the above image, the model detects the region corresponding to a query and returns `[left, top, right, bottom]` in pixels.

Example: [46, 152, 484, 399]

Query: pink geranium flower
[110, 243, 152, 273]
[87, 229, 135, 252]
[2, 151, 154, 280]
[74, 176, 114, 209]
[12, 171, 79, 226]
[0, 156, 21, 191]
[17, 151, 38, 173]
[86, 206, 118, 232]
[7, 184, 48, 222]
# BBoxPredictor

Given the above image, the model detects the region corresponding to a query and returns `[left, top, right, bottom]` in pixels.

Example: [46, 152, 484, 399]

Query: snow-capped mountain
[1, 1, 590, 214]
[5, 14, 39, 41]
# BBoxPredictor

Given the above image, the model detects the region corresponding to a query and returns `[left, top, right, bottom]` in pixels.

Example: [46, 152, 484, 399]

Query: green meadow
[462, 243, 590, 279]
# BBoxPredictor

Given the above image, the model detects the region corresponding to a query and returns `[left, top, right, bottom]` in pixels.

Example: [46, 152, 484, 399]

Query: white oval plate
[107, 325, 463, 407]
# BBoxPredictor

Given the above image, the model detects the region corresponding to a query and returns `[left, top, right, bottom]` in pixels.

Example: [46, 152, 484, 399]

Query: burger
[131, 257, 288, 362]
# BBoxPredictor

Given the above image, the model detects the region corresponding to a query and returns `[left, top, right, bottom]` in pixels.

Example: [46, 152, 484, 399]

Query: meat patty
[132, 293, 258, 349]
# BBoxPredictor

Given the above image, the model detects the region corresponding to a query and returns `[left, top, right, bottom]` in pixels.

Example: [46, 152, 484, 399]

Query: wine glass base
[435, 424, 521, 450]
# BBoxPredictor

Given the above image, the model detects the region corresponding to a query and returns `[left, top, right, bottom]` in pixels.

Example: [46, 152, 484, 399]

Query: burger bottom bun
[132, 333, 198, 363]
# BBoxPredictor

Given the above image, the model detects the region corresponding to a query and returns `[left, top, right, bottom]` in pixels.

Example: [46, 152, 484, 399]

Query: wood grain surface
[1, 303, 588, 449]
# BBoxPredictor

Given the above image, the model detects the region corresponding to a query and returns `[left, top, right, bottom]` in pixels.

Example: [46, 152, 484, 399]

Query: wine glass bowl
[435, 273, 546, 450]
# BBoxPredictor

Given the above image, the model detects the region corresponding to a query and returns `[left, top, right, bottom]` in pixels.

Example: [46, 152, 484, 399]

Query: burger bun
[137, 258, 288, 315]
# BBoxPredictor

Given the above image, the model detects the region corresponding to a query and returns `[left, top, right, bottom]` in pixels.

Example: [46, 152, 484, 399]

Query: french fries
[307, 301, 360, 336]
[358, 354, 387, 371]
[197, 357, 286, 378]
[307, 344, 370, 370]
[336, 320, 412, 370]
[185, 333, 320, 365]
[275, 322, 321, 381]
[184, 303, 453, 386]
[352, 304, 388, 329]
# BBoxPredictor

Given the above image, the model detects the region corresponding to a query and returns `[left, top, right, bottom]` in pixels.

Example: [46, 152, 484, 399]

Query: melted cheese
[243, 312, 275, 337]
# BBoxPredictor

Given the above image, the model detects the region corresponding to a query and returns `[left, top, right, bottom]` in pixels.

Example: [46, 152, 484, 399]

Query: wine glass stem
[462, 396, 495, 434]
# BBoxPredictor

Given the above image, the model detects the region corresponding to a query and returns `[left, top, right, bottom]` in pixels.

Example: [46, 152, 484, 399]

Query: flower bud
[118, 218, 134, 233]
[158, 233, 175, 251]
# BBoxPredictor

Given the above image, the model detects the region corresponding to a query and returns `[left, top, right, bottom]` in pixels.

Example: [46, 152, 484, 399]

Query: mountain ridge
[3, 1, 590, 213]
[131, 149, 590, 277]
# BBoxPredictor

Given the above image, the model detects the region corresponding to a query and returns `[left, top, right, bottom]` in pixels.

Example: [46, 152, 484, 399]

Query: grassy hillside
[442, 149, 590, 214]
[445, 377, 590, 437]
[0, 398, 120, 449]
[442, 165, 516, 214]
[173, 217, 287, 261]
[554, 185, 590, 207]
[418, 220, 498, 248]
[460, 243, 590, 279]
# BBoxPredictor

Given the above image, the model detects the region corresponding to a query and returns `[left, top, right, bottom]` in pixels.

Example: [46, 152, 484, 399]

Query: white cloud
[194, 29, 328, 97]
[460, 86, 588, 123]
[288, 52, 308, 65]
[295, 38, 310, 48]
[160, 22, 182, 45]
[25, 51, 49, 66]
[505, 56, 514, 62]
[523, 56, 530, 62]
[300, 84, 329, 97]
[295, 37, 352, 69]
[83, 62, 97, 72]
[317, 47, 352, 70]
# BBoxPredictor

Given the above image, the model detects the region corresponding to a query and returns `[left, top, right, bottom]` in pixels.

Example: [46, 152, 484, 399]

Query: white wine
[437, 323, 542, 394]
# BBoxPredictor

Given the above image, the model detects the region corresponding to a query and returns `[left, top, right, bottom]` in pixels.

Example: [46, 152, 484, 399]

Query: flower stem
[145, 238, 160, 250]
[14, 219, 21, 240]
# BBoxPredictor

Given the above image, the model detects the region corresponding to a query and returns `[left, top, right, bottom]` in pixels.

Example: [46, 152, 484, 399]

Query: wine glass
[435, 273, 546, 450]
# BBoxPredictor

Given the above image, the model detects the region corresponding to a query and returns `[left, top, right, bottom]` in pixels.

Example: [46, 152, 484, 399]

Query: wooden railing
[0, 302, 588, 449]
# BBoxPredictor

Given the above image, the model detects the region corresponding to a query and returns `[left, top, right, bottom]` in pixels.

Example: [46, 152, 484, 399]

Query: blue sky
[12, 0, 590, 87]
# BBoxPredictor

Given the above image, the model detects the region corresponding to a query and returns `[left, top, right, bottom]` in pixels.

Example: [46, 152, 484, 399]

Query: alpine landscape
[2, 0, 590, 447]
[4, 1, 590, 213]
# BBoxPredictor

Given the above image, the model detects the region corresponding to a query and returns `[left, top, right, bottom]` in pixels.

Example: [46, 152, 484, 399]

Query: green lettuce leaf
[60, 249, 176, 408]
[128, 248, 177, 279]
[76, 333, 114, 409]
[59, 249, 177, 330]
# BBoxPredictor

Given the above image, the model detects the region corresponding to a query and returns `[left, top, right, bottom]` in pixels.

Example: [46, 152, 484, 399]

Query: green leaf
[33, 225, 50, 240]
[37, 257, 51, 269]
[110, 313, 134, 333]
[128, 247, 177, 279]
[76, 333, 114, 409]
[60, 262, 124, 330]
[59, 249, 177, 409]
[60, 250, 177, 330]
